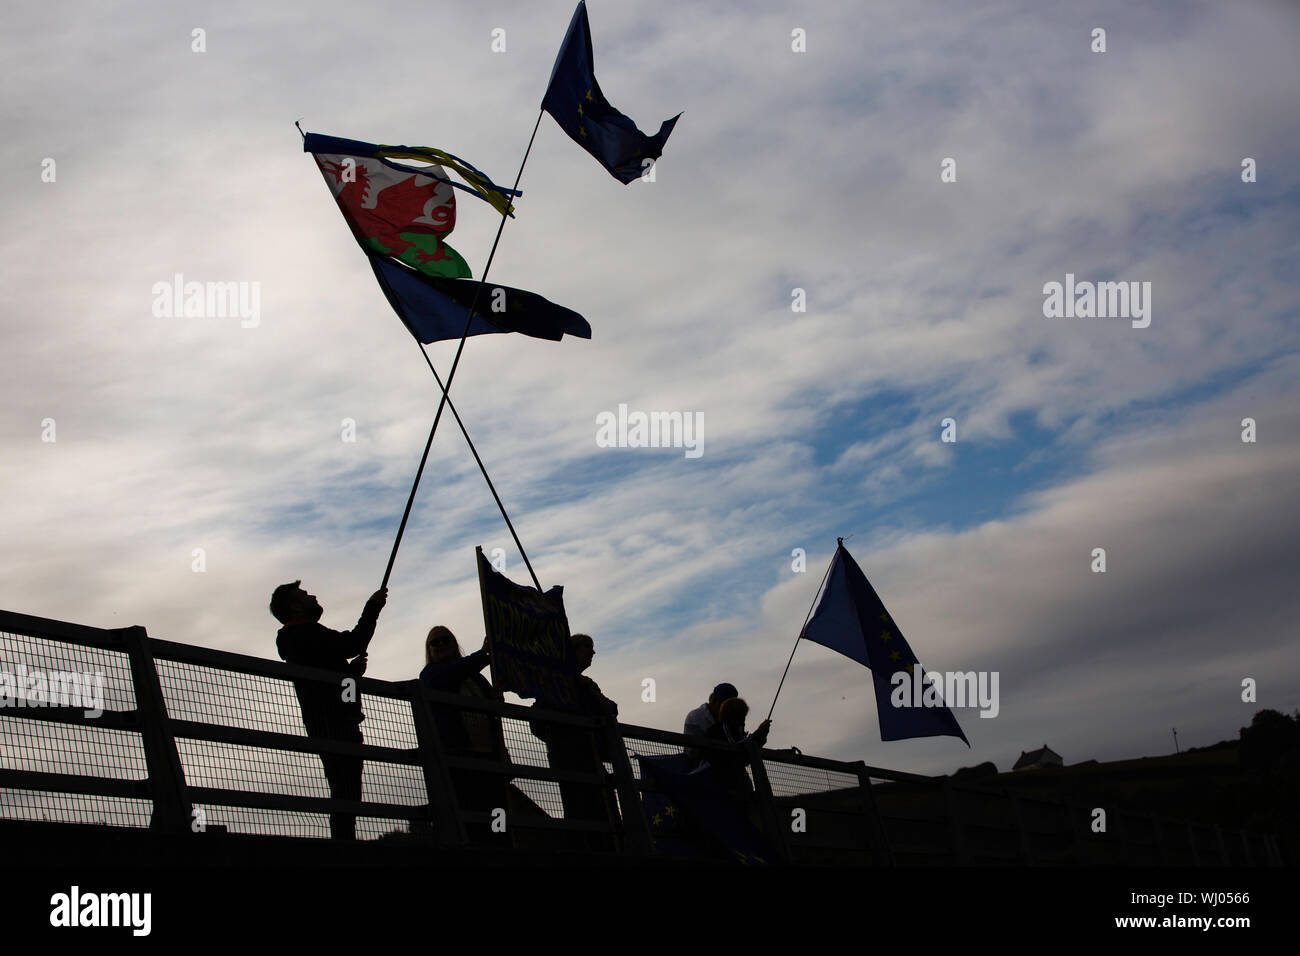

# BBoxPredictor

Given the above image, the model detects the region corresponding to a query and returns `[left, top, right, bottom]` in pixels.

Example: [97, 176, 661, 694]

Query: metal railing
[0, 609, 1284, 865]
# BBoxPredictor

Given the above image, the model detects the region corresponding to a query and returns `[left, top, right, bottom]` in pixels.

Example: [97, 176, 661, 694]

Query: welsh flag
[304, 133, 519, 280]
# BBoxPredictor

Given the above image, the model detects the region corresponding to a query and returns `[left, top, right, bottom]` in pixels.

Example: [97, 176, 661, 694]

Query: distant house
[1013, 745, 1063, 771]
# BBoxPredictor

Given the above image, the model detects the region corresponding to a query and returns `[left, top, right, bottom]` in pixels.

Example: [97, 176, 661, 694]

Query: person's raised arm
[338, 587, 387, 657]
[421, 643, 491, 691]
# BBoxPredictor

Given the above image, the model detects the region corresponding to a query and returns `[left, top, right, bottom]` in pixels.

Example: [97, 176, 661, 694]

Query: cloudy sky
[3, 0, 1297, 778]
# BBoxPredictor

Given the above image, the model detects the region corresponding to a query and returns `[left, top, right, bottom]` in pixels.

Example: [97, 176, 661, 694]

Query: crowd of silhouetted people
[268, 581, 770, 845]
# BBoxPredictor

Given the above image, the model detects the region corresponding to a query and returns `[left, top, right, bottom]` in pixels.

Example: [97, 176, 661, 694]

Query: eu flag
[542, 2, 681, 184]
[802, 541, 970, 746]
[369, 254, 591, 344]
[635, 753, 773, 864]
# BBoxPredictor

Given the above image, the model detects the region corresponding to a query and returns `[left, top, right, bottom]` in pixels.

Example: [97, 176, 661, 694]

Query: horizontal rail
[186, 785, 425, 821]
[147, 637, 415, 702]
[459, 811, 614, 834]
[0, 768, 148, 800]
[440, 755, 606, 787]
[167, 718, 420, 765]
[0, 706, 139, 733]
[0, 610, 128, 651]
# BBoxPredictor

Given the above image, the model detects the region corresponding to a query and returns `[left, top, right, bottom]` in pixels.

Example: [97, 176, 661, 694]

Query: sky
[2, 0, 1298, 779]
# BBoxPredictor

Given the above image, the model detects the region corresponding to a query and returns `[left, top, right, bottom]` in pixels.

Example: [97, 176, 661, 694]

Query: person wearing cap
[683, 682, 738, 768]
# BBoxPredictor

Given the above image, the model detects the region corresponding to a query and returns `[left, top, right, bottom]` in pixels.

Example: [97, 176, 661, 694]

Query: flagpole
[410, 337, 543, 591]
[765, 539, 840, 723]
[380, 108, 547, 592]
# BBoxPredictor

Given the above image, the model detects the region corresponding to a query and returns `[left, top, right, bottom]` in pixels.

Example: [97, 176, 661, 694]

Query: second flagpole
[380, 108, 546, 592]
[766, 540, 840, 723]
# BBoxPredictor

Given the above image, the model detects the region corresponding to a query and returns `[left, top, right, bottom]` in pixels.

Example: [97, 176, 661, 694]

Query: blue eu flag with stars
[542, 2, 681, 184]
[802, 540, 970, 746]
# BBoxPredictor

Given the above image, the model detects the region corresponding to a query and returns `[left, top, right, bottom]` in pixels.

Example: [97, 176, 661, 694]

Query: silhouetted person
[271, 580, 387, 841]
[419, 626, 509, 843]
[532, 632, 619, 849]
[683, 682, 739, 768]
[702, 697, 771, 799]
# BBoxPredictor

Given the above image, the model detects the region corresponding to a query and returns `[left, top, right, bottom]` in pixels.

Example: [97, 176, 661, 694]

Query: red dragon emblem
[315, 154, 458, 265]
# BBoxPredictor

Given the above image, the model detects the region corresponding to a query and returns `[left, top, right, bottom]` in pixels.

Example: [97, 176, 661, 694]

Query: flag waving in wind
[802, 541, 970, 746]
[370, 254, 591, 344]
[304, 133, 519, 280]
[542, 2, 681, 184]
[304, 131, 590, 344]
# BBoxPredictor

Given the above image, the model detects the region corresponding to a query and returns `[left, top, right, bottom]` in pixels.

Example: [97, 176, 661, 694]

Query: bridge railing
[0, 609, 1283, 865]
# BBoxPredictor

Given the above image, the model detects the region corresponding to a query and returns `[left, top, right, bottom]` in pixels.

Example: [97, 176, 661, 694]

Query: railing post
[1213, 824, 1229, 865]
[1267, 834, 1282, 866]
[1149, 813, 1167, 864]
[852, 762, 894, 865]
[1238, 829, 1254, 866]
[602, 719, 651, 856]
[746, 741, 792, 864]
[1113, 811, 1132, 865]
[408, 681, 469, 848]
[115, 626, 191, 833]
[1005, 788, 1035, 864]
[940, 779, 972, 864]
[1060, 793, 1085, 864]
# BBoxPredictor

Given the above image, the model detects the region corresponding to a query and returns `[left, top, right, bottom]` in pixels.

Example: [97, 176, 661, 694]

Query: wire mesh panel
[497, 709, 624, 840]
[185, 803, 419, 842]
[0, 787, 152, 828]
[870, 778, 955, 864]
[155, 658, 308, 740]
[1, 715, 146, 780]
[500, 715, 564, 818]
[621, 733, 684, 768]
[948, 786, 1023, 863]
[156, 655, 428, 840]
[760, 759, 875, 863]
[1014, 794, 1079, 863]
[622, 732, 755, 787]
[1115, 811, 1163, 865]
[0, 629, 137, 711]
[0, 627, 147, 826]
[763, 759, 859, 798]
